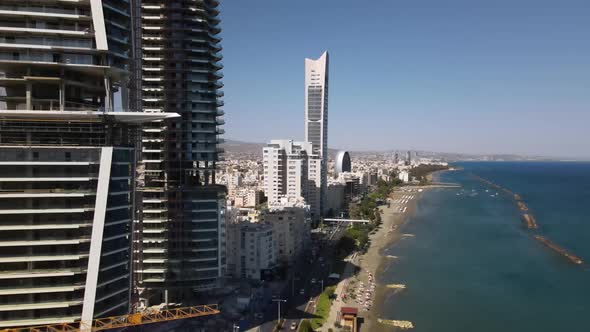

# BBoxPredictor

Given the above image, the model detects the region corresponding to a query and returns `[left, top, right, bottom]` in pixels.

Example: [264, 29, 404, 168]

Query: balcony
[211, 52, 222, 61]
[0, 300, 83, 313]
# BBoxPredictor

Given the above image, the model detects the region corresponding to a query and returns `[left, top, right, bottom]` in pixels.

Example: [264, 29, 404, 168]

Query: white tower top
[304, 51, 329, 158]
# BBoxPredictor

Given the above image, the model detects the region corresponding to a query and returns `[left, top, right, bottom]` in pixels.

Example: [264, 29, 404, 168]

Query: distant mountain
[222, 139, 265, 155]
[222, 139, 561, 162]
[222, 139, 340, 159]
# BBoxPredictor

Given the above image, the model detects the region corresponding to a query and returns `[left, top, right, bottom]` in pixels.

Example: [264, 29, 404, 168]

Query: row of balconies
[0, 6, 91, 19]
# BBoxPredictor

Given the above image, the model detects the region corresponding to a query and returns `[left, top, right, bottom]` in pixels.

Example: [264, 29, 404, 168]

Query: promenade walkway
[321, 253, 358, 331]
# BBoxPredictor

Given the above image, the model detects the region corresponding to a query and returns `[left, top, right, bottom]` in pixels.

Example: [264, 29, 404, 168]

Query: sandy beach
[362, 189, 422, 332]
[327, 188, 424, 332]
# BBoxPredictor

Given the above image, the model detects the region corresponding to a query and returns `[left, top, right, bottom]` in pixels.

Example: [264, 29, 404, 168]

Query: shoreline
[360, 172, 448, 331]
[323, 173, 450, 332]
[362, 189, 422, 332]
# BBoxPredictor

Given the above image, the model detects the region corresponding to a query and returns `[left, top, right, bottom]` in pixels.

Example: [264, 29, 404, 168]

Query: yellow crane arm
[1, 304, 220, 332]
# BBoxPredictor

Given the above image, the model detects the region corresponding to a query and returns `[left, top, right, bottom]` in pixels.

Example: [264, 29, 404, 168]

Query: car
[254, 313, 263, 319]
[290, 322, 298, 330]
[299, 288, 305, 295]
[311, 278, 316, 284]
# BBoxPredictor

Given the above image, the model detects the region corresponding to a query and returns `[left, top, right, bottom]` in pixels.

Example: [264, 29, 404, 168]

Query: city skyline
[1, 1, 588, 331]
[220, 0, 590, 159]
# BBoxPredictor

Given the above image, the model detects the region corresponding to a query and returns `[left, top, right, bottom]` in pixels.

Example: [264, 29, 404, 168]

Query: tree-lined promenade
[336, 178, 403, 257]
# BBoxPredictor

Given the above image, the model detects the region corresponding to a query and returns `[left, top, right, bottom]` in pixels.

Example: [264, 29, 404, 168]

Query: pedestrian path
[321, 254, 357, 331]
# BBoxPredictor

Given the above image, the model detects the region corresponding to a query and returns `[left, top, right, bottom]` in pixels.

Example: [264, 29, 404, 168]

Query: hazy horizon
[223, 138, 588, 160]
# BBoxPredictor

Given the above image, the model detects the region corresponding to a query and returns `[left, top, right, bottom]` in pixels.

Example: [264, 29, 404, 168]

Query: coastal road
[255, 221, 348, 332]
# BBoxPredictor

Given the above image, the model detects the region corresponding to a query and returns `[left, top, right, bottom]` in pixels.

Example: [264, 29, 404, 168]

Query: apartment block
[262, 140, 321, 220]
[226, 222, 274, 281]
[261, 200, 312, 266]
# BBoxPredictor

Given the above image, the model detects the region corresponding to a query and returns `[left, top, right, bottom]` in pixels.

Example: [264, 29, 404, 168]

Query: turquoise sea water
[380, 162, 590, 332]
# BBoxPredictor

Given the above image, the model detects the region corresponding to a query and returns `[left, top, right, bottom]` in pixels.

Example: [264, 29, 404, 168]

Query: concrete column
[59, 81, 65, 111]
[26, 82, 32, 110]
[81, 147, 113, 331]
[104, 77, 112, 111]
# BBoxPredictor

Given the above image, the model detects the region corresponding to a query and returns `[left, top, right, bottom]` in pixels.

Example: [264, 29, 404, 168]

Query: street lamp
[272, 298, 287, 325]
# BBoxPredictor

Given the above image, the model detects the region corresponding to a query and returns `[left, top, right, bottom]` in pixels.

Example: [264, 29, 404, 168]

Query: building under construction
[134, 0, 227, 305]
[0, 0, 177, 328]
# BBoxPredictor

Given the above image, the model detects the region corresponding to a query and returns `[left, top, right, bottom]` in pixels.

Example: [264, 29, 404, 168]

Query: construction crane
[1, 304, 220, 332]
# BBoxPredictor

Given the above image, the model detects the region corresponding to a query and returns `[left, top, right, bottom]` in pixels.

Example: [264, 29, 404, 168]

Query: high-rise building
[263, 140, 321, 220]
[304, 51, 329, 216]
[0, 111, 176, 328]
[0, 0, 131, 112]
[0, 1, 177, 327]
[135, 0, 227, 304]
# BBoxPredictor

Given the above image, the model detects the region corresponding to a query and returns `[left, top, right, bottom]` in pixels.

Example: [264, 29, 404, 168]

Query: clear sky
[220, 0, 590, 159]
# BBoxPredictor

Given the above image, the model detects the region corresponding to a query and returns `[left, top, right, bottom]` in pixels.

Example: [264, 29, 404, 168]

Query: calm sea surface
[380, 162, 590, 332]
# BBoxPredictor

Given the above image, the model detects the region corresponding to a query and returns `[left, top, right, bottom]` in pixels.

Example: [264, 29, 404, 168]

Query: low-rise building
[231, 188, 262, 208]
[398, 170, 410, 183]
[226, 222, 275, 280]
[261, 199, 312, 266]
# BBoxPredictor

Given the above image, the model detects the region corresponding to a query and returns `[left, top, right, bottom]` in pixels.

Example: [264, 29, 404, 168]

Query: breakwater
[521, 214, 538, 229]
[471, 174, 536, 228]
[471, 173, 584, 267]
[534, 235, 583, 265]
[378, 319, 414, 329]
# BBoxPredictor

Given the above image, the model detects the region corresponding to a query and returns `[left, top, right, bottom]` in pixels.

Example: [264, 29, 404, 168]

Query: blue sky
[220, 0, 589, 158]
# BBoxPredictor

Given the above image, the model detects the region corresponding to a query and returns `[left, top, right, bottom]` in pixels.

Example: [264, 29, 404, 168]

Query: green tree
[299, 320, 313, 332]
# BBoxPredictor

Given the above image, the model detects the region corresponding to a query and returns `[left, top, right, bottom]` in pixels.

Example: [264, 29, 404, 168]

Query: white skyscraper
[263, 140, 321, 220]
[304, 51, 329, 216]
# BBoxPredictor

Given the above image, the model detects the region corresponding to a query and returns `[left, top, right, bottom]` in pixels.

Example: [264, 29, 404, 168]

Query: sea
[380, 162, 590, 332]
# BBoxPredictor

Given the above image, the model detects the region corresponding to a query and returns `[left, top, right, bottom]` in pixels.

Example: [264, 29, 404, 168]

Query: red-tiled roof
[341, 307, 358, 315]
